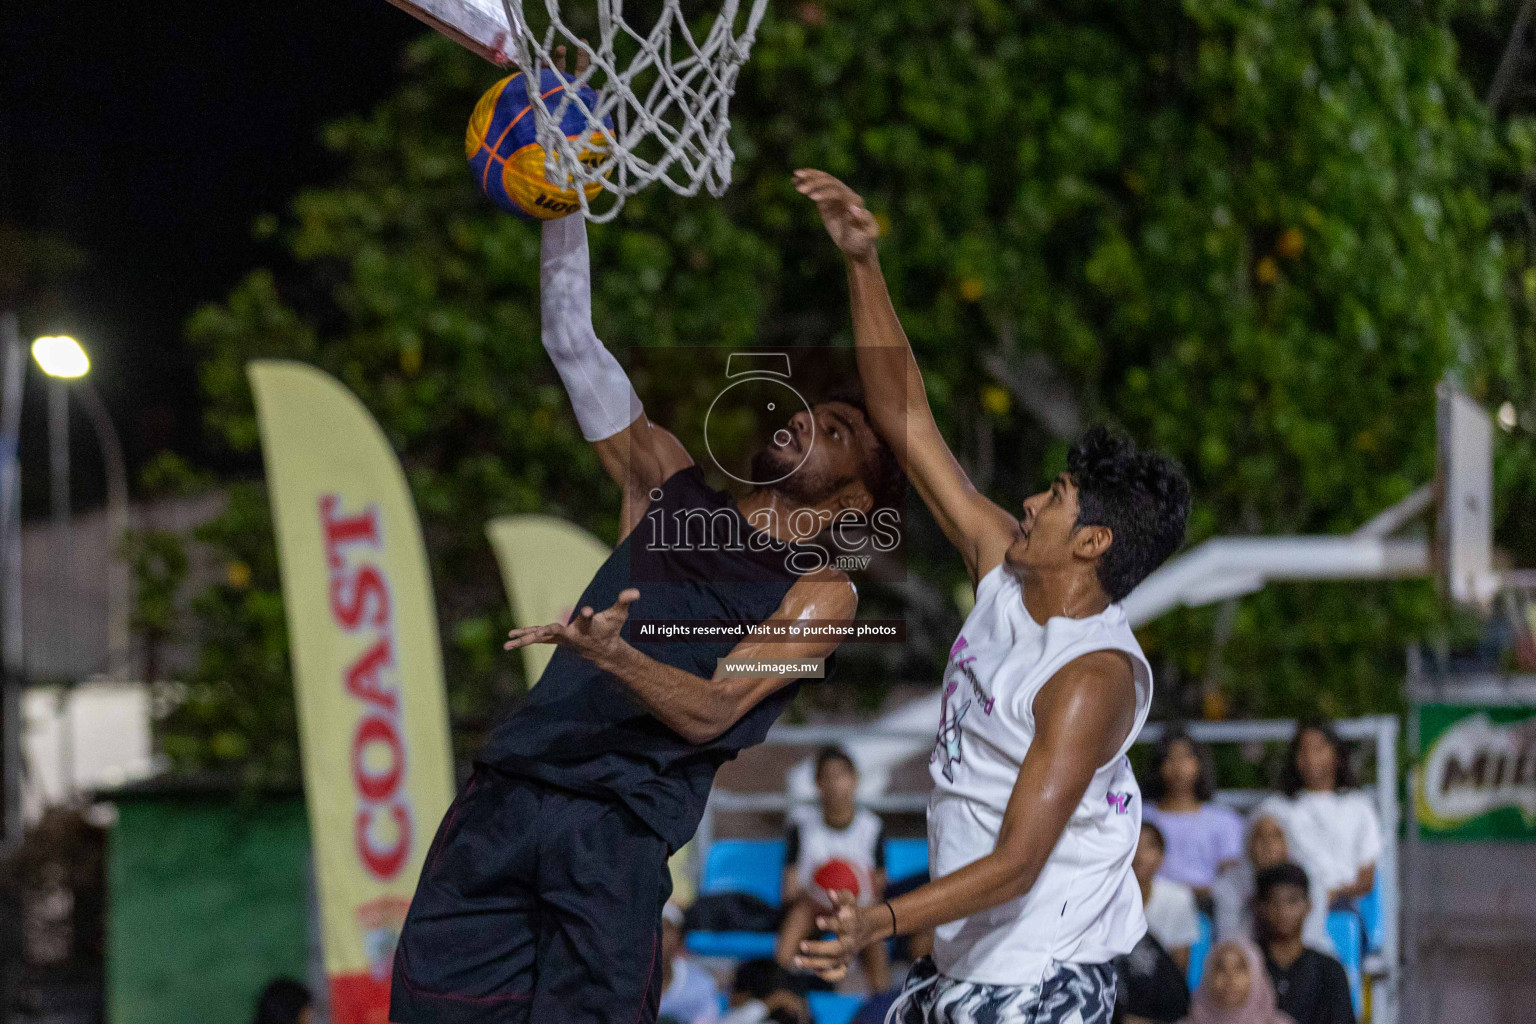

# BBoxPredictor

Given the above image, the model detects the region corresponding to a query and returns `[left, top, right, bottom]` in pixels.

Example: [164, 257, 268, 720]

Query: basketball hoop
[493, 0, 772, 221]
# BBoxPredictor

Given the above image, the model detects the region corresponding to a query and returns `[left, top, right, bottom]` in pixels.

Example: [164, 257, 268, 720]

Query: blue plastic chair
[686, 839, 787, 960]
[1186, 913, 1214, 991]
[1357, 881, 1383, 952]
[807, 991, 866, 1024]
[686, 930, 778, 958]
[700, 839, 787, 907]
[1326, 910, 1364, 1015]
[883, 838, 929, 884]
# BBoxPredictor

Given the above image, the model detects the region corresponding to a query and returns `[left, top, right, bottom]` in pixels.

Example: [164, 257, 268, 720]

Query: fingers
[792, 943, 851, 979]
[612, 588, 641, 615]
[790, 963, 848, 983]
[792, 168, 861, 204]
[548, 41, 591, 77]
[503, 624, 564, 650]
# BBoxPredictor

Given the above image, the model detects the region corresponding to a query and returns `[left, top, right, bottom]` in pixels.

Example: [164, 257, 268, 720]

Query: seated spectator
[659, 902, 721, 1024]
[775, 746, 890, 992]
[1134, 821, 1202, 973]
[1179, 939, 1295, 1024]
[252, 978, 312, 1024]
[1143, 725, 1244, 904]
[1256, 721, 1380, 911]
[1254, 864, 1355, 1024]
[1212, 815, 1332, 954]
[720, 959, 811, 1024]
[1113, 931, 1190, 1024]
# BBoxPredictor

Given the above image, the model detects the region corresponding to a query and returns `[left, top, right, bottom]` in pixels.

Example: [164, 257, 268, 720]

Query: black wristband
[884, 899, 898, 937]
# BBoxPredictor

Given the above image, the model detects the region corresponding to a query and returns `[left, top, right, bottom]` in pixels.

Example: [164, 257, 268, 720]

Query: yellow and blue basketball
[466, 69, 610, 221]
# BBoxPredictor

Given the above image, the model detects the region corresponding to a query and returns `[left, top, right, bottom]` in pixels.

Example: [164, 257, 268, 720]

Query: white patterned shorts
[887, 956, 1117, 1024]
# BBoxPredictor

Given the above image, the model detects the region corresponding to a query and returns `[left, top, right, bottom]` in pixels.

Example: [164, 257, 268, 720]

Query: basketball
[465, 69, 610, 221]
[811, 858, 862, 909]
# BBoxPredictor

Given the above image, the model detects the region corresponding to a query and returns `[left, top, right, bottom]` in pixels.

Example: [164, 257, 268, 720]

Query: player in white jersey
[791, 170, 1192, 1024]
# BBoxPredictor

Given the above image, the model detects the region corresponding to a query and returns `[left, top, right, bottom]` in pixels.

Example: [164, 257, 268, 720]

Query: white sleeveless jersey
[928, 563, 1153, 986]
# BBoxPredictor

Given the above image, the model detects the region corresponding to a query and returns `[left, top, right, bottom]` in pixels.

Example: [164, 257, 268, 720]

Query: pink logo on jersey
[932, 635, 997, 781]
[950, 635, 977, 668]
[1105, 791, 1133, 815]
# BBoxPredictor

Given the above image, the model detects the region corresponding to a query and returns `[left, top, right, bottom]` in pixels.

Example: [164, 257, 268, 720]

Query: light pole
[0, 314, 23, 850]
[31, 337, 131, 680]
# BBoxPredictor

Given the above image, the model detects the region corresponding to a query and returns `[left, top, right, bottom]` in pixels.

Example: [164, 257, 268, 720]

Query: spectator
[1113, 931, 1190, 1024]
[1254, 865, 1355, 1024]
[659, 902, 722, 1024]
[252, 978, 311, 1024]
[1212, 815, 1333, 954]
[1256, 722, 1380, 910]
[1134, 821, 1202, 973]
[1143, 726, 1244, 903]
[720, 959, 811, 1024]
[1179, 939, 1295, 1024]
[775, 747, 890, 992]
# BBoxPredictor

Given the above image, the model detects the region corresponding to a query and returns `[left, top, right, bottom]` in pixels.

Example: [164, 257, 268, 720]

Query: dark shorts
[389, 768, 672, 1024]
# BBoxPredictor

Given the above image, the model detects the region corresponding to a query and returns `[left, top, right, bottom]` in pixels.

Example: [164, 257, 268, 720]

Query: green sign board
[1416, 704, 1536, 840]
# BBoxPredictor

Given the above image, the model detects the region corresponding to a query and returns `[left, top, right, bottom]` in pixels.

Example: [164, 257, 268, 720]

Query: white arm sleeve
[540, 215, 644, 442]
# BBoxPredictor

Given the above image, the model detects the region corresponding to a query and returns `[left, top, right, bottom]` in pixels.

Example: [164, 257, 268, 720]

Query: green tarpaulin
[108, 794, 311, 1024]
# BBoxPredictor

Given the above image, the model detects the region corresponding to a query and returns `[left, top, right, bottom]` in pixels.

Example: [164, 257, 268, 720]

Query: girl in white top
[1255, 722, 1382, 911]
[792, 169, 1192, 1024]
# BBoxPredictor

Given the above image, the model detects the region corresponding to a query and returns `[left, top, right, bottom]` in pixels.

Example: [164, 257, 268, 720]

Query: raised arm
[794, 170, 1019, 587]
[539, 215, 692, 539]
[793, 649, 1137, 980]
[504, 565, 857, 744]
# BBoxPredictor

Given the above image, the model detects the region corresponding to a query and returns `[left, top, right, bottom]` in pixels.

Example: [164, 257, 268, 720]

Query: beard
[749, 445, 850, 506]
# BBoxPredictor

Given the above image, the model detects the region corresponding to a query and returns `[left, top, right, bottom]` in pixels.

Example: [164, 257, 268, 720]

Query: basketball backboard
[383, 0, 513, 64]
[1436, 384, 1497, 610]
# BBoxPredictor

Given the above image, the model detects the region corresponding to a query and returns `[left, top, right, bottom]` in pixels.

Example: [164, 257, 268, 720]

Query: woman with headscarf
[1180, 939, 1295, 1024]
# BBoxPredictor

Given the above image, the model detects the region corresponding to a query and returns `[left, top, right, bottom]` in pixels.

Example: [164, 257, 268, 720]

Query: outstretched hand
[794, 169, 879, 263]
[792, 890, 871, 982]
[504, 588, 639, 666]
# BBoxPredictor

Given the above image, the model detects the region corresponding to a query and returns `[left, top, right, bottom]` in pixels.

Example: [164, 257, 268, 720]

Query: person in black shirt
[388, 209, 905, 1024]
[1113, 932, 1189, 1024]
[1254, 864, 1356, 1024]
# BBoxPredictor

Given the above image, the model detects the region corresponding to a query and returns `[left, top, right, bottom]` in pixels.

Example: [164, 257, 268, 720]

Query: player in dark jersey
[388, 209, 905, 1024]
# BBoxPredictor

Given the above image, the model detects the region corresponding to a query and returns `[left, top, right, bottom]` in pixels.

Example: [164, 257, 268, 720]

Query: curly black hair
[1142, 723, 1218, 803]
[824, 391, 908, 513]
[1068, 426, 1191, 602]
[1280, 719, 1357, 797]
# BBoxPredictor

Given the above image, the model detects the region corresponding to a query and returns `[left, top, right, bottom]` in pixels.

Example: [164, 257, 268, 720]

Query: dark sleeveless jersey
[480, 465, 830, 851]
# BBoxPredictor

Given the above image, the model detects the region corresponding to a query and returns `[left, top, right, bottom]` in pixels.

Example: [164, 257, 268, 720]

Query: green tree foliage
[152, 0, 1536, 775]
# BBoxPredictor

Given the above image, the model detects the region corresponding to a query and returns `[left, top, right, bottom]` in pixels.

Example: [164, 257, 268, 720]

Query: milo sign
[1416, 704, 1536, 840]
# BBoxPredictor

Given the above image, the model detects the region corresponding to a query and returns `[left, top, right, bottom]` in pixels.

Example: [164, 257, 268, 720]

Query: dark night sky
[1, 0, 430, 507]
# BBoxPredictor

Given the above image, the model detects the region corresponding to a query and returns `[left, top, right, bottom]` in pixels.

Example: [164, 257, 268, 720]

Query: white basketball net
[498, 0, 772, 221]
